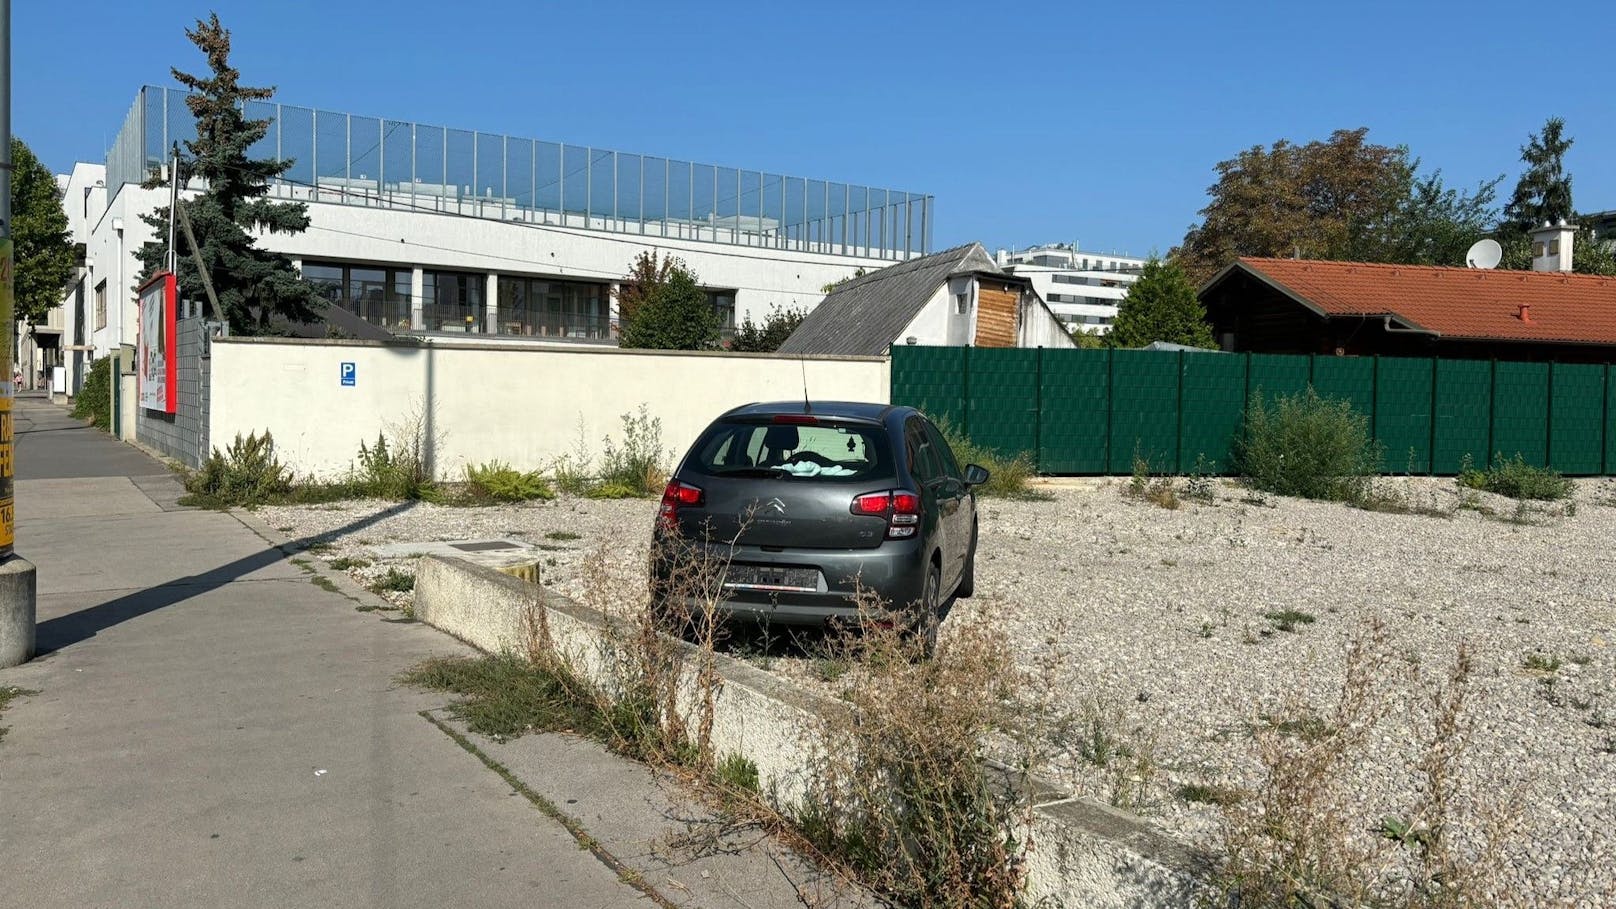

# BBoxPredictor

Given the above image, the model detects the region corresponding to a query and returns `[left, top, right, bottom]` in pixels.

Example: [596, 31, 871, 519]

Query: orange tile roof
[1235, 257, 1616, 346]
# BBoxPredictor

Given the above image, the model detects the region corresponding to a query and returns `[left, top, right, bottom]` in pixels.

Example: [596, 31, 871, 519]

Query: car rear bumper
[650, 536, 929, 627]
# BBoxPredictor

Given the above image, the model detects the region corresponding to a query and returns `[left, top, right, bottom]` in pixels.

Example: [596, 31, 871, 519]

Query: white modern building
[994, 243, 1149, 335]
[56, 85, 935, 394]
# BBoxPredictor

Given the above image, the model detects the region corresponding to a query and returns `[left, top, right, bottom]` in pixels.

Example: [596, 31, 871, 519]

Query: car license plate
[722, 565, 819, 592]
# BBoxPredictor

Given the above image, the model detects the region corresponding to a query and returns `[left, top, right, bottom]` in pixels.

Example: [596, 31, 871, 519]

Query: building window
[955, 292, 969, 314]
[497, 275, 610, 339]
[303, 260, 412, 329]
[95, 280, 107, 330]
[423, 271, 484, 332]
[705, 290, 736, 332]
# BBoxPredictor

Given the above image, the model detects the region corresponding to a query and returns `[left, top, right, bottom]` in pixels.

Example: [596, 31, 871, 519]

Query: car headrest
[763, 425, 799, 451]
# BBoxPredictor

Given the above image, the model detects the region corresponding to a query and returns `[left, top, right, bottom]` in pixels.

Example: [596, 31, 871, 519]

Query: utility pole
[167, 143, 179, 274]
[0, 0, 40, 669]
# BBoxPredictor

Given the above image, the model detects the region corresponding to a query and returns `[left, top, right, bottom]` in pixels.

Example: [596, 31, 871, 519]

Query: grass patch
[1521, 651, 1562, 673]
[0, 686, 39, 743]
[1458, 453, 1573, 501]
[584, 483, 640, 500]
[1178, 782, 1243, 807]
[1127, 455, 1181, 509]
[545, 530, 583, 542]
[368, 568, 415, 594]
[715, 753, 761, 795]
[1263, 609, 1317, 633]
[329, 556, 371, 571]
[936, 420, 1050, 500]
[310, 576, 341, 595]
[401, 654, 605, 741]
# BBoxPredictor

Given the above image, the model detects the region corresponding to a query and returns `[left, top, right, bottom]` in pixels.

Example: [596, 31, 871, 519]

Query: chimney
[1530, 219, 1576, 272]
[1518, 303, 1534, 324]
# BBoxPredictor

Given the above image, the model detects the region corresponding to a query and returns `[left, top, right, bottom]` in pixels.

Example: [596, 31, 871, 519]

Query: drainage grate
[451, 541, 520, 553]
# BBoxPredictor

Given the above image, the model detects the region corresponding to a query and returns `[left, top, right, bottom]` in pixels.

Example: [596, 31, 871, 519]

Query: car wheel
[913, 564, 942, 658]
[955, 522, 978, 599]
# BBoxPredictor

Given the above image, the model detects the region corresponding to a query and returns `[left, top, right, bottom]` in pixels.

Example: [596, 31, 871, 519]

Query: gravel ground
[257, 477, 1616, 894]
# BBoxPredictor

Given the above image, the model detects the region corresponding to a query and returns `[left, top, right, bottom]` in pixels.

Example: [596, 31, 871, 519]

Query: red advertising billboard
[138, 272, 178, 414]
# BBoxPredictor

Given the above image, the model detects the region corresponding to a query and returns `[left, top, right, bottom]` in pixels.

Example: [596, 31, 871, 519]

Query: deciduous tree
[1174, 129, 1498, 283]
[10, 138, 76, 327]
[617, 256, 720, 350]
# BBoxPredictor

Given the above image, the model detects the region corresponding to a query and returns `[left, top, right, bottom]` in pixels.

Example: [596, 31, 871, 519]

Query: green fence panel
[1491, 361, 1550, 466]
[1548, 363, 1605, 475]
[1179, 352, 1247, 473]
[1246, 353, 1311, 403]
[1038, 350, 1111, 473]
[1108, 350, 1180, 473]
[1309, 357, 1375, 415]
[1432, 359, 1492, 474]
[965, 348, 1039, 459]
[889, 346, 965, 430]
[1373, 357, 1435, 473]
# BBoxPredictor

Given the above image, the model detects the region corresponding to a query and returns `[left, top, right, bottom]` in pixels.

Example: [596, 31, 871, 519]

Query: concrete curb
[413, 553, 1211, 908]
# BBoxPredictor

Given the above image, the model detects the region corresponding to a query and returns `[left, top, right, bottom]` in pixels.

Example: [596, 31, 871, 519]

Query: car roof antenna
[800, 358, 812, 414]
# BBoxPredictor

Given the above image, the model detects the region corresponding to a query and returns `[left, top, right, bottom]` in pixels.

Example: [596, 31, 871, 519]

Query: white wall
[208, 339, 890, 479]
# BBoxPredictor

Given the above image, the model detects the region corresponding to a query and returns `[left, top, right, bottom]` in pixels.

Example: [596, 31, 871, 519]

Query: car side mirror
[963, 464, 990, 486]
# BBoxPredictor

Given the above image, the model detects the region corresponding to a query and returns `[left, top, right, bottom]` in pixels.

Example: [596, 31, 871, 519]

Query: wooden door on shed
[974, 281, 1019, 347]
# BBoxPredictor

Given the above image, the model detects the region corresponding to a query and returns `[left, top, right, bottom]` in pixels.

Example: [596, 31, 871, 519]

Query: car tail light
[850, 490, 922, 539]
[658, 480, 704, 531]
[772, 414, 820, 425]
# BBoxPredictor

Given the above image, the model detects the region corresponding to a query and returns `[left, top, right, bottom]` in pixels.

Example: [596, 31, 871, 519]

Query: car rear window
[688, 420, 893, 480]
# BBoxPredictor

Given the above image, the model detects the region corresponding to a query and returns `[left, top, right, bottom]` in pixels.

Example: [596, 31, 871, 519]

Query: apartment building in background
[995, 243, 1148, 335]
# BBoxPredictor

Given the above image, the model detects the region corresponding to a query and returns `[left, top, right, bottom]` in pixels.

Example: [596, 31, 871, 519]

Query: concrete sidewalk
[0, 398, 653, 908]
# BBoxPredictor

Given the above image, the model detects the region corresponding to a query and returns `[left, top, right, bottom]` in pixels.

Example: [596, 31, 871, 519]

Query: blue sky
[15, 0, 1616, 258]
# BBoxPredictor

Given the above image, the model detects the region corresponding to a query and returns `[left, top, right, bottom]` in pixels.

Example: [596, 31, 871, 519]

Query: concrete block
[0, 556, 38, 668]
[413, 554, 1210, 906]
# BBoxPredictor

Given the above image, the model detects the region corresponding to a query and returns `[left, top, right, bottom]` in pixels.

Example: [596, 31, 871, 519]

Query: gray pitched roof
[777, 243, 999, 356]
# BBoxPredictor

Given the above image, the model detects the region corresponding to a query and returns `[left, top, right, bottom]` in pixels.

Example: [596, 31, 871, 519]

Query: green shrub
[597, 406, 668, 497]
[585, 483, 639, 500]
[353, 429, 434, 501]
[186, 431, 293, 506]
[1457, 453, 1572, 501]
[72, 357, 112, 431]
[935, 420, 1047, 500]
[1234, 388, 1381, 503]
[464, 461, 553, 503]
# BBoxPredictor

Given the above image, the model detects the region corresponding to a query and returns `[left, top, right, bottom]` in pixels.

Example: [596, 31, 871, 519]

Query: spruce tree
[1107, 258, 1216, 350]
[136, 14, 324, 334]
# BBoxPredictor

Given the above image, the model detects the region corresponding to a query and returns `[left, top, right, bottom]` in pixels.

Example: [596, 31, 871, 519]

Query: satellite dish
[1466, 239, 1502, 269]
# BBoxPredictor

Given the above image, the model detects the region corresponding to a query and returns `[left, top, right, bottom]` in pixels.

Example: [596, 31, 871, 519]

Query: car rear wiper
[710, 467, 788, 477]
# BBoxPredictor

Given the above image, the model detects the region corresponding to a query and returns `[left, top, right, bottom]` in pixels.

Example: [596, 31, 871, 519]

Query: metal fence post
[1033, 348, 1044, 472]
[1104, 348, 1115, 474]
[957, 348, 971, 442]
[1175, 349, 1185, 473]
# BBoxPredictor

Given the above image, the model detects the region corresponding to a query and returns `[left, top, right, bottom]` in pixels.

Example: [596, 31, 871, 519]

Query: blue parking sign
[340, 362, 356, 387]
